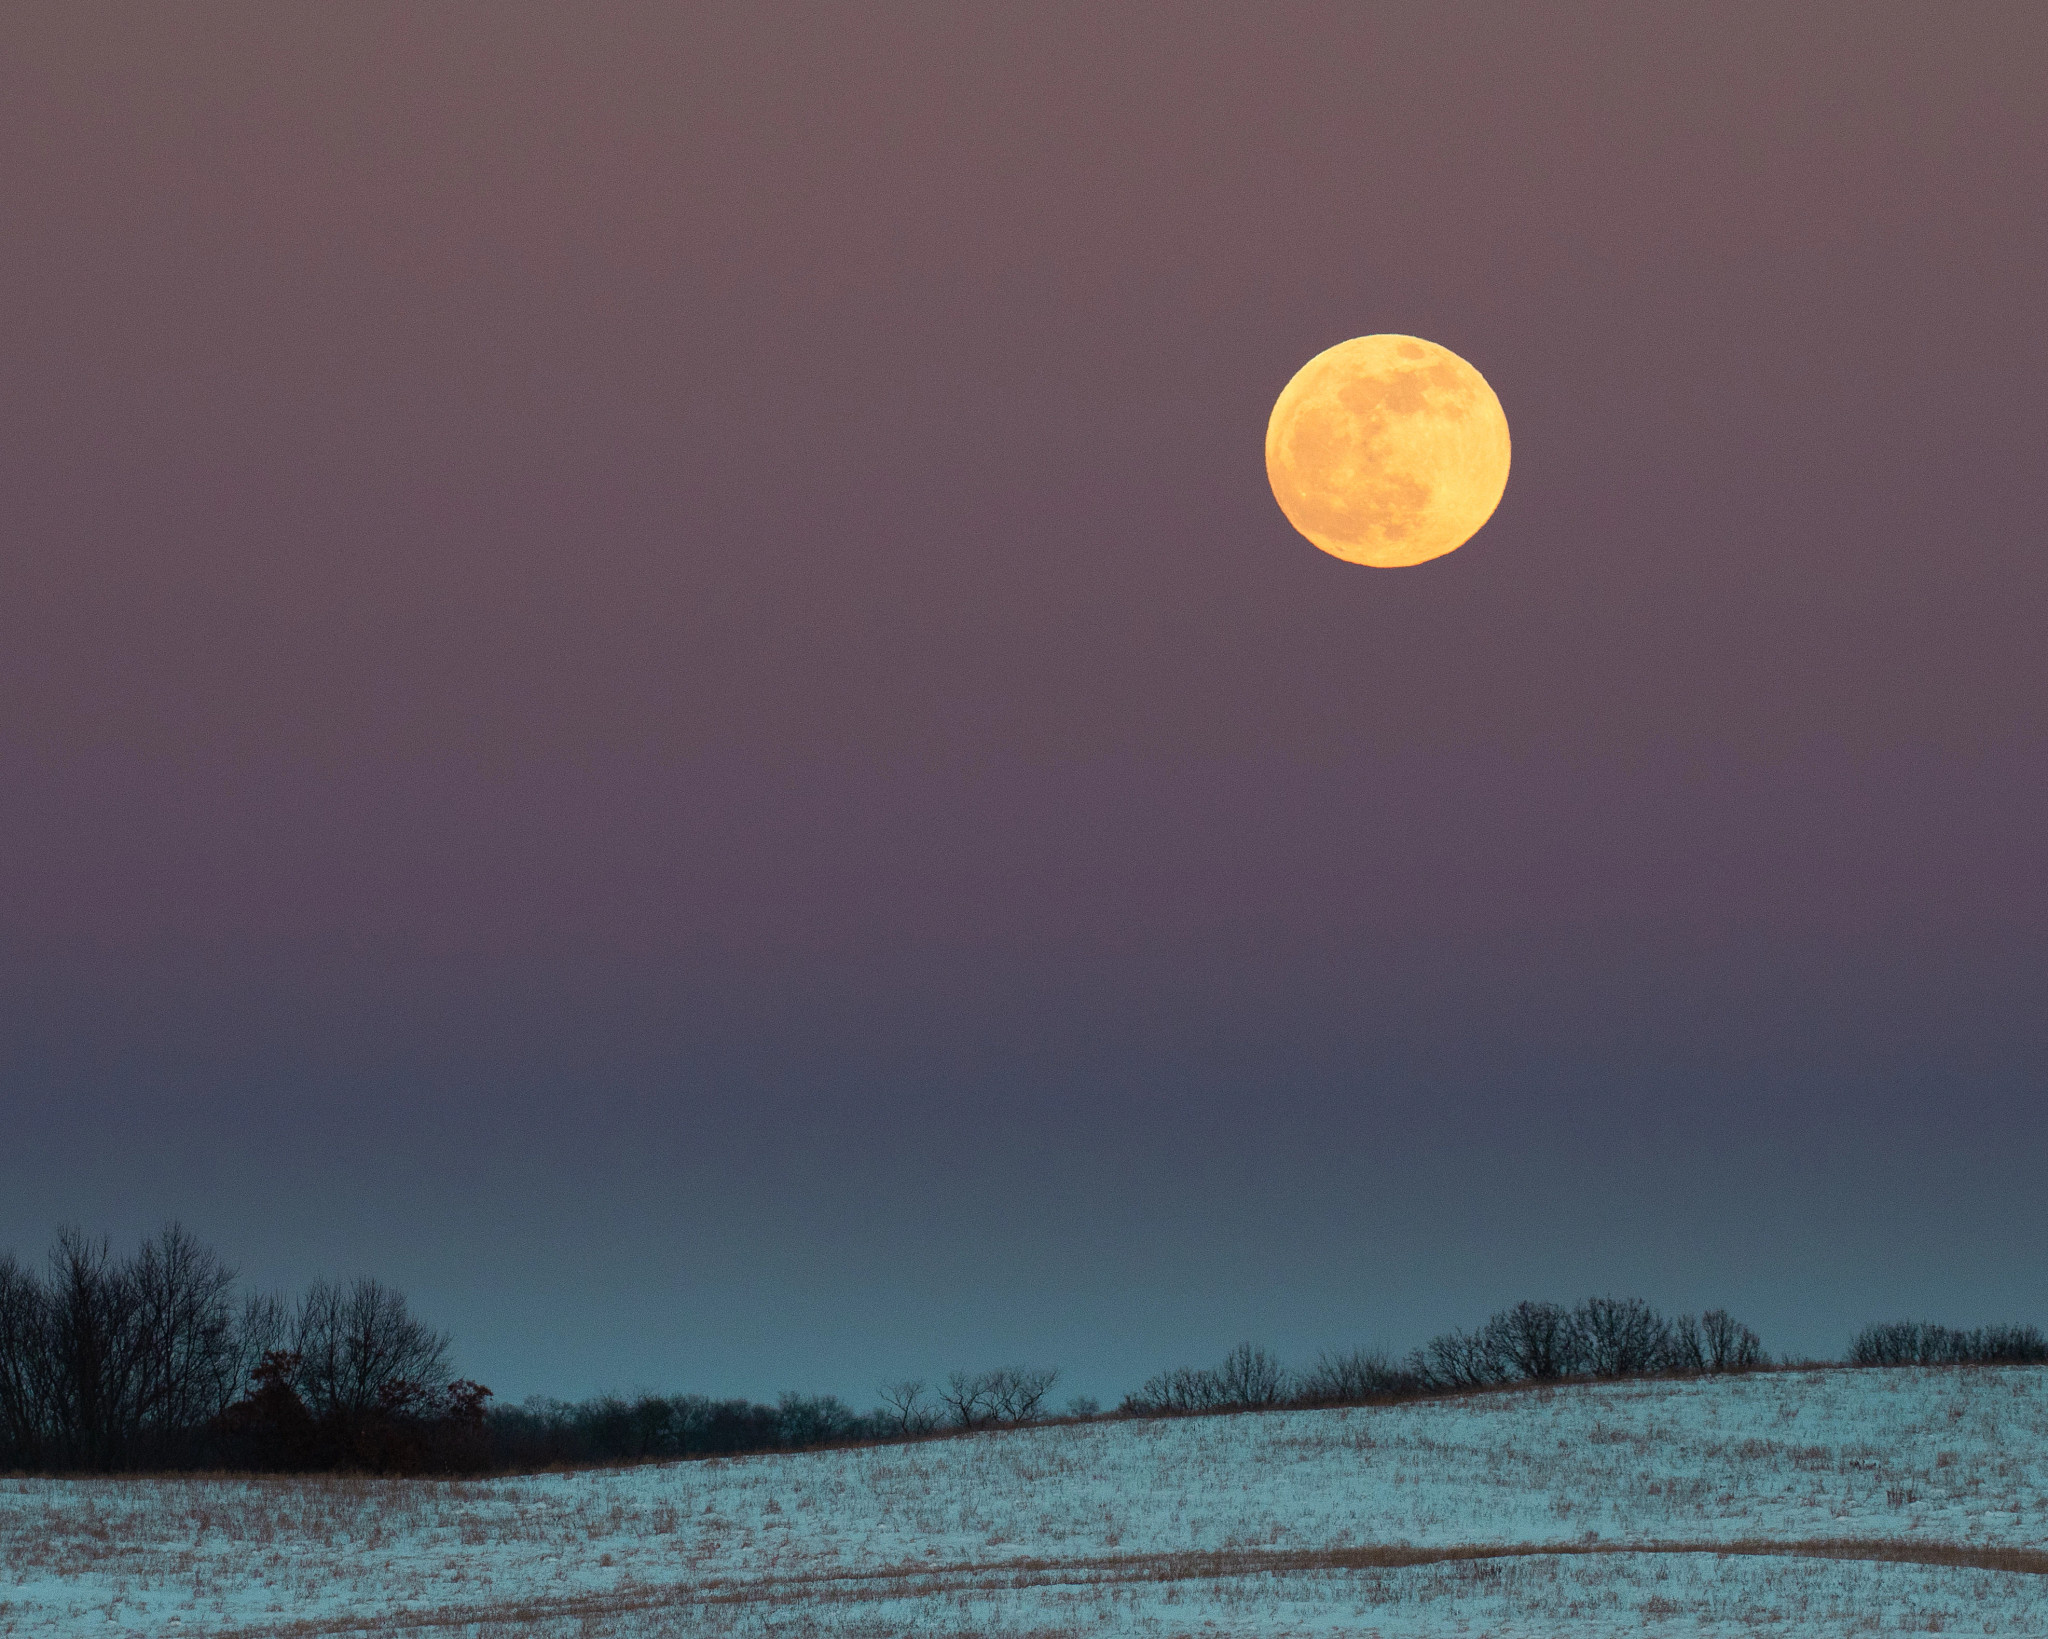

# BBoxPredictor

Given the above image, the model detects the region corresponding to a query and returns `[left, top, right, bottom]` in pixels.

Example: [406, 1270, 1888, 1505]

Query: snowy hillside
[4, 1367, 2045, 1636]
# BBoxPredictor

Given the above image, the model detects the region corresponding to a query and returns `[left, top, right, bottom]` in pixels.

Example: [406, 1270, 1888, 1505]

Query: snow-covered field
[4, 1367, 2045, 1636]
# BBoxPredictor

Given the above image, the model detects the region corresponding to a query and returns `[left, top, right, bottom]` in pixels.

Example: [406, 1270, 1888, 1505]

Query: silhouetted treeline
[1123, 1299, 1767, 1414]
[485, 1366, 1066, 1465]
[8, 1226, 2047, 1475]
[1849, 1321, 2048, 1367]
[0, 1225, 483, 1473]
[1397, 1297, 1767, 1390]
[0, 1225, 1069, 1473]
[488, 1391, 867, 1465]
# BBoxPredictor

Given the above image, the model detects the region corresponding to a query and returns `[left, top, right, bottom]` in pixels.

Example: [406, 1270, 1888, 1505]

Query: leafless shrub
[1125, 1344, 1289, 1413]
[1137, 1296, 1777, 1420]
[1293, 1347, 1419, 1405]
[1701, 1307, 1765, 1372]
[1850, 1320, 2047, 1367]
[1572, 1297, 1670, 1379]
[1411, 1325, 1508, 1391]
[1852, 1322, 1935, 1366]
[1665, 1314, 1708, 1373]
[1972, 1323, 2048, 1364]
[1123, 1363, 1220, 1414]
[1214, 1343, 1287, 1408]
[1484, 1301, 1580, 1382]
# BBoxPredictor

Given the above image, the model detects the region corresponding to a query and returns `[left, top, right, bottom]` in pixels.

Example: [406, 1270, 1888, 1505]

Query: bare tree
[1483, 1301, 1579, 1382]
[937, 1367, 1059, 1427]
[0, 1228, 487, 1473]
[1571, 1297, 1669, 1378]
[938, 1368, 997, 1429]
[1701, 1308, 1763, 1372]
[1970, 1324, 2048, 1364]
[128, 1224, 239, 1461]
[776, 1392, 859, 1448]
[1126, 1345, 1285, 1414]
[1664, 1313, 1708, 1373]
[1411, 1326, 1504, 1390]
[1123, 1363, 1220, 1414]
[0, 1253, 49, 1464]
[876, 1379, 935, 1436]
[986, 1366, 1060, 1423]
[1213, 1343, 1286, 1408]
[1850, 1321, 1918, 1366]
[1838, 1317, 2043, 1369]
[42, 1229, 146, 1469]
[292, 1277, 453, 1426]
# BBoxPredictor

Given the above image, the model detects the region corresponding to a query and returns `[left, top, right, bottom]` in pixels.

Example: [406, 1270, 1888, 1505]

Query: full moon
[1266, 335, 1510, 567]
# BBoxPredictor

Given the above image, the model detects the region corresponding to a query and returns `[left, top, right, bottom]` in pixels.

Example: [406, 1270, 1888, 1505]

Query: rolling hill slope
[4, 1366, 2045, 1636]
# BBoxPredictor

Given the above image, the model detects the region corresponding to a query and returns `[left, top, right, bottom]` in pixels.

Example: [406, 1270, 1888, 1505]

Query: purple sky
[3, 3, 2044, 1403]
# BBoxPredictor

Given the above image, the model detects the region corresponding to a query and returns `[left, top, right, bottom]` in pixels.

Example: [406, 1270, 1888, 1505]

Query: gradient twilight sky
[3, 3, 2044, 1406]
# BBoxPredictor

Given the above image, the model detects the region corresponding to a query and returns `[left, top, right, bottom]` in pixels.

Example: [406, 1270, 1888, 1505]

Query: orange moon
[1266, 335, 1510, 567]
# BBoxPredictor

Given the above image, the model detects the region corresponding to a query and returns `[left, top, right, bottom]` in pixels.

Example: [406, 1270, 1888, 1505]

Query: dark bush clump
[1849, 1321, 2048, 1367]
[1122, 1343, 1289, 1415]
[1398, 1298, 1764, 1393]
[1123, 1298, 1769, 1417]
[0, 1227, 485, 1475]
